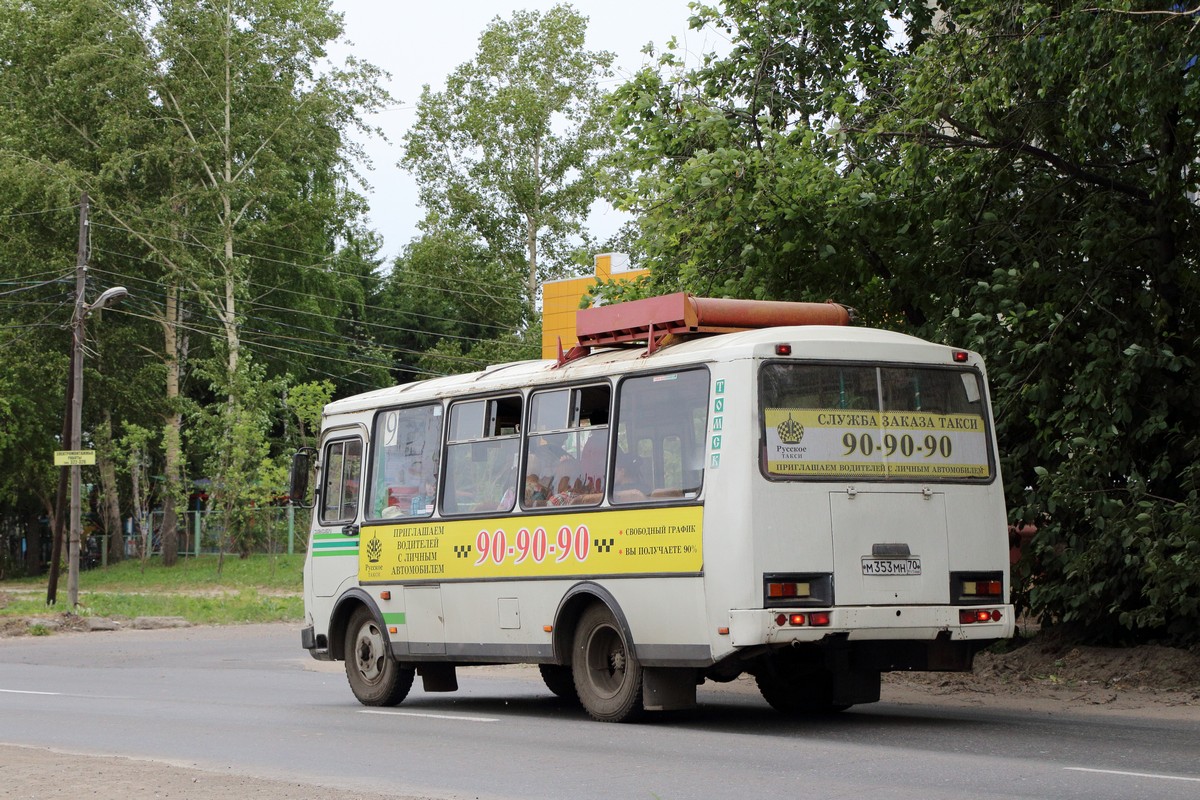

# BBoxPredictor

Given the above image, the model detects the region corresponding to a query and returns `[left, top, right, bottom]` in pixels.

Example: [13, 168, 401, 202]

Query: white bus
[293, 293, 1014, 722]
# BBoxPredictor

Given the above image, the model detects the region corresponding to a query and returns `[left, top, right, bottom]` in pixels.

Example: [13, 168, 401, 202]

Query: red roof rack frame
[573, 292, 852, 357]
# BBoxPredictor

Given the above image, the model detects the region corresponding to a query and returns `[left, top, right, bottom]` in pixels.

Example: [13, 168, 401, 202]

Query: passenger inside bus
[612, 452, 647, 503]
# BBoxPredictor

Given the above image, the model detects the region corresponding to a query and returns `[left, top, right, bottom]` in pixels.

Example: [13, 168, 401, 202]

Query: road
[1, 624, 1197, 800]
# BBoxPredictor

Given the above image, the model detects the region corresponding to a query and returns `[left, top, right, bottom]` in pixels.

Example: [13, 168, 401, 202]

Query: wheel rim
[353, 621, 386, 685]
[583, 623, 627, 698]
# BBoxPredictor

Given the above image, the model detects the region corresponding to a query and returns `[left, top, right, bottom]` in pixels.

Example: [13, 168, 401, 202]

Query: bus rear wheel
[753, 653, 848, 715]
[344, 607, 414, 706]
[572, 604, 644, 722]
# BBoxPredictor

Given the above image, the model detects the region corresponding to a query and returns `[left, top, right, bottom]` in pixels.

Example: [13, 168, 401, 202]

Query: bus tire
[572, 603, 644, 722]
[538, 664, 580, 704]
[754, 660, 846, 715]
[344, 606, 414, 707]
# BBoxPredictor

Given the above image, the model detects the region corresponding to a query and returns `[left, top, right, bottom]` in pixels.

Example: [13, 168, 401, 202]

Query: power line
[0, 205, 81, 220]
[0, 274, 75, 298]
[86, 265, 496, 367]
[88, 248, 522, 340]
[86, 216, 530, 303]
[113, 296, 458, 381]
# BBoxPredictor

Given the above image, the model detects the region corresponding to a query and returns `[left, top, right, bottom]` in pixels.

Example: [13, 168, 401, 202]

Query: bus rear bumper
[729, 605, 1016, 649]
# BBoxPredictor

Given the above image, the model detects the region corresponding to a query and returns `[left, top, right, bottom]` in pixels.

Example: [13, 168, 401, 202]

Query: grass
[0, 553, 304, 626]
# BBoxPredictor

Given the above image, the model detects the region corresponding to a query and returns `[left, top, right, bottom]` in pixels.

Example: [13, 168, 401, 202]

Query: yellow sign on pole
[54, 450, 96, 466]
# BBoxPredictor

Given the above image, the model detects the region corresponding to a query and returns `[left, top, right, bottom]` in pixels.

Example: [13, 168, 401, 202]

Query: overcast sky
[329, 0, 727, 264]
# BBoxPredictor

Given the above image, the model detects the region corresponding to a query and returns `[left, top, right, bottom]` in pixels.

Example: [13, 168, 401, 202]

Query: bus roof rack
[573, 292, 853, 356]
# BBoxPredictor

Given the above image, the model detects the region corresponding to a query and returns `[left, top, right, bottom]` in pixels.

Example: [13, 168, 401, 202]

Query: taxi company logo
[365, 535, 383, 564]
[776, 414, 805, 445]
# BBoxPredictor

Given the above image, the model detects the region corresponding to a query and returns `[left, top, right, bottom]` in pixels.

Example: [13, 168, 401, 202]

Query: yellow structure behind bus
[540, 252, 647, 359]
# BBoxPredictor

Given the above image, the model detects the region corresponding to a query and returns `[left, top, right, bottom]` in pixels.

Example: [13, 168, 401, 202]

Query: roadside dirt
[881, 635, 1200, 719]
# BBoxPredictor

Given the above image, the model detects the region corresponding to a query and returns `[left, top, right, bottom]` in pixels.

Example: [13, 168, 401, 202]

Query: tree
[0, 0, 391, 568]
[606, 0, 934, 318]
[402, 4, 615, 318]
[879, 2, 1200, 644]
[611, 0, 1200, 645]
[375, 229, 536, 380]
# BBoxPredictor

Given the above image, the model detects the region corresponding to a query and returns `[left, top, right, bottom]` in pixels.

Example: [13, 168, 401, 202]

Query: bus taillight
[951, 572, 1004, 603]
[773, 612, 829, 627]
[767, 581, 808, 600]
[959, 609, 1002, 624]
[764, 573, 833, 607]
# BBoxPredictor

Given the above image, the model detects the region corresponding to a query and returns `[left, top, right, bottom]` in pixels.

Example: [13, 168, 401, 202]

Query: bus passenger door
[403, 585, 446, 654]
[311, 435, 364, 598]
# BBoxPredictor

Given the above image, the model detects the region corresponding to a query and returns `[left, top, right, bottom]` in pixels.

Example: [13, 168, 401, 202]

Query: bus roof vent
[575, 292, 853, 355]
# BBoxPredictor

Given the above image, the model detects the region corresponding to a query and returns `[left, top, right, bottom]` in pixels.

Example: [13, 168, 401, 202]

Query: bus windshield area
[760, 363, 993, 481]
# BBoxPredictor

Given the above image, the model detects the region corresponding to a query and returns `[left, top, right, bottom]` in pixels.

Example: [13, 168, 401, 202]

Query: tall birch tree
[402, 4, 614, 318]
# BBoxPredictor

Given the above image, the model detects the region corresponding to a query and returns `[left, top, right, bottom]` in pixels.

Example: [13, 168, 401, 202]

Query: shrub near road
[0, 555, 304, 634]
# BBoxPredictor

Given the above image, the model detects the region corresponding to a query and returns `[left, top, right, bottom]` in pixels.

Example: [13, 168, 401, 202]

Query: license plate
[861, 557, 922, 576]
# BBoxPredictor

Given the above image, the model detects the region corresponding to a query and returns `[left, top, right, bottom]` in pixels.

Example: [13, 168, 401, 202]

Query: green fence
[102, 506, 312, 565]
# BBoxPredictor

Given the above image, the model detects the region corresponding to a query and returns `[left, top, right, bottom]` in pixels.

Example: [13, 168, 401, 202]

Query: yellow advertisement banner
[358, 505, 703, 583]
[764, 408, 989, 479]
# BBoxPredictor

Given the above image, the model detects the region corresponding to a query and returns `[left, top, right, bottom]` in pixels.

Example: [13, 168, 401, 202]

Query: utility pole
[45, 360, 73, 605]
[67, 192, 89, 609]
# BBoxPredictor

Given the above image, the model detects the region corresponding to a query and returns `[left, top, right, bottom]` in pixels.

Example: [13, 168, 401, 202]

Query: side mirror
[289, 447, 317, 509]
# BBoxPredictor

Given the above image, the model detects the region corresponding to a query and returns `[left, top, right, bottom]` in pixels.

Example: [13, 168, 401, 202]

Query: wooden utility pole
[67, 192, 89, 608]
[45, 358, 73, 605]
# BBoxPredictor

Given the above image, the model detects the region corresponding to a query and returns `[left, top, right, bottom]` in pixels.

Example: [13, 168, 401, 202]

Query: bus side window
[443, 396, 522, 515]
[611, 369, 709, 505]
[319, 438, 362, 525]
[368, 405, 442, 520]
[523, 385, 610, 508]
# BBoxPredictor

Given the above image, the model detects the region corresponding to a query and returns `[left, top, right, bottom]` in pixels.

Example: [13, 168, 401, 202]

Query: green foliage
[286, 379, 335, 447]
[4, 552, 304, 592]
[0, 0, 390, 570]
[375, 227, 530, 381]
[0, 554, 305, 624]
[402, 4, 615, 315]
[415, 325, 542, 378]
[614, 0, 1200, 645]
[195, 357, 289, 558]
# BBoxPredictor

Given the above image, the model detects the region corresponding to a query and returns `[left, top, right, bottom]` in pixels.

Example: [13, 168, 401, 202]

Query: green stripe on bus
[313, 539, 358, 548]
[313, 549, 357, 557]
[382, 612, 406, 626]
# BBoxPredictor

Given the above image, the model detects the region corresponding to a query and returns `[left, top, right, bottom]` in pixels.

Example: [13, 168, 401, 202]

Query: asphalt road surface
[1, 623, 1198, 800]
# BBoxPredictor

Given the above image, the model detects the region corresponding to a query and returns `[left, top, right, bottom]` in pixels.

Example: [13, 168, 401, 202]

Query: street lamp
[66, 278, 128, 608]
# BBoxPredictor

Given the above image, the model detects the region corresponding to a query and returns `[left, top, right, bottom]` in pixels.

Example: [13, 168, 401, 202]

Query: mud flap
[418, 663, 458, 692]
[642, 667, 697, 711]
[831, 670, 881, 706]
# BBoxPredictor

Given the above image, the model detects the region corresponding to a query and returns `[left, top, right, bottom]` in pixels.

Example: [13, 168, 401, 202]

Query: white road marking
[0, 689, 61, 696]
[1066, 767, 1200, 784]
[357, 709, 498, 723]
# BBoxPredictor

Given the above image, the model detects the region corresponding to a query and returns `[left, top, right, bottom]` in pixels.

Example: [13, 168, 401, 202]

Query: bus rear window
[760, 363, 993, 481]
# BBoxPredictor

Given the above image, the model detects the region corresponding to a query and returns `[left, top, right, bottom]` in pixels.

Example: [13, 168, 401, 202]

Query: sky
[329, 0, 727, 264]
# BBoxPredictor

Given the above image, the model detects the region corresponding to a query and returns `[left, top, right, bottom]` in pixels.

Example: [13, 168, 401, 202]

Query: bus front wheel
[572, 604, 644, 722]
[344, 606, 414, 706]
